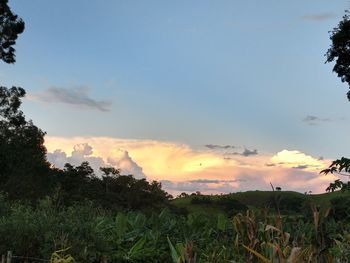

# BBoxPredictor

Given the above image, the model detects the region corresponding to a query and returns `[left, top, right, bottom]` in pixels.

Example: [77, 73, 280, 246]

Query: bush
[329, 196, 350, 221]
[216, 196, 248, 217]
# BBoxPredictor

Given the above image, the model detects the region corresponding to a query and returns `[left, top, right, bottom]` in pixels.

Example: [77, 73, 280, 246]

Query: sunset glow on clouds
[45, 136, 338, 195]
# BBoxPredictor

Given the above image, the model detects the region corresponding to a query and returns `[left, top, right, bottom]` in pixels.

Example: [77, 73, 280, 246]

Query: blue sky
[1, 1, 350, 193]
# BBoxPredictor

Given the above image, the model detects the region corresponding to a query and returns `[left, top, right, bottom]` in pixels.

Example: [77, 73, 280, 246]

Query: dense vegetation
[1, 192, 350, 262]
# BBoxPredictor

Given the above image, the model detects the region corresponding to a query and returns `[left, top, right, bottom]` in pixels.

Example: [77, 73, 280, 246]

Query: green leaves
[167, 237, 196, 263]
[217, 213, 227, 231]
[126, 236, 146, 260]
[115, 213, 128, 239]
[167, 237, 180, 263]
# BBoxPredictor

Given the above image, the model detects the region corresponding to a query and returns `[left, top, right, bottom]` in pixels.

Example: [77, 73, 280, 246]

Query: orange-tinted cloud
[44, 136, 338, 195]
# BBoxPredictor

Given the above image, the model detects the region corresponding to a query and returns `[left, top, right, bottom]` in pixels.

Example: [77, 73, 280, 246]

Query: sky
[1, 0, 350, 195]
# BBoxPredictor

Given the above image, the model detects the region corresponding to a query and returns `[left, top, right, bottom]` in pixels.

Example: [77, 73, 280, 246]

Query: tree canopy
[0, 0, 25, 63]
[0, 86, 51, 200]
[323, 11, 350, 191]
[326, 11, 350, 100]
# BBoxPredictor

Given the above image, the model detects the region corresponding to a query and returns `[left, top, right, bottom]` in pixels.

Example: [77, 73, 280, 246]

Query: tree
[0, 3, 52, 200]
[322, 11, 350, 191]
[0, 86, 52, 200]
[326, 11, 350, 100]
[0, 0, 25, 63]
[100, 167, 120, 177]
[321, 158, 350, 192]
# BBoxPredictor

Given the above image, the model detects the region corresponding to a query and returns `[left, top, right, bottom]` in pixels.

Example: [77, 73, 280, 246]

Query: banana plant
[167, 236, 197, 263]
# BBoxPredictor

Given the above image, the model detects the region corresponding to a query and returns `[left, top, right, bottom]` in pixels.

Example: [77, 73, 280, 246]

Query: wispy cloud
[292, 164, 310, 170]
[204, 144, 235, 150]
[303, 115, 331, 126]
[301, 13, 336, 21]
[241, 148, 258, 157]
[29, 86, 112, 112]
[226, 148, 258, 157]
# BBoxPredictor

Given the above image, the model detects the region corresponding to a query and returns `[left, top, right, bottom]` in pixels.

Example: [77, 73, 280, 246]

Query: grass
[171, 195, 224, 214]
[171, 190, 350, 214]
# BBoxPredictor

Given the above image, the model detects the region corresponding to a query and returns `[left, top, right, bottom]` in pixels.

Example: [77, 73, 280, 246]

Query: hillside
[171, 190, 350, 215]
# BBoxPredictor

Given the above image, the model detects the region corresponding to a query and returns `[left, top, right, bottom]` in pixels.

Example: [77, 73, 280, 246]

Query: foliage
[277, 195, 306, 213]
[326, 10, 350, 99]
[167, 237, 197, 263]
[321, 157, 350, 177]
[329, 196, 350, 220]
[321, 158, 350, 192]
[0, 0, 25, 64]
[191, 196, 213, 205]
[296, 204, 334, 262]
[50, 162, 171, 211]
[0, 193, 349, 262]
[0, 86, 52, 201]
[50, 248, 75, 263]
[0, 0, 52, 201]
[215, 195, 248, 217]
[190, 195, 248, 217]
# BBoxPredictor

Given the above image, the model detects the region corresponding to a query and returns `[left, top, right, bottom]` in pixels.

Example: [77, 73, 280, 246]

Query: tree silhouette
[0, 86, 52, 200]
[326, 11, 350, 100]
[0, 2, 52, 200]
[321, 158, 350, 192]
[323, 11, 350, 191]
[0, 0, 25, 63]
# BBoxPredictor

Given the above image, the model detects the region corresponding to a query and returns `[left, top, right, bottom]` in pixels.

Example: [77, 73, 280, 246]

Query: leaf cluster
[0, 0, 25, 63]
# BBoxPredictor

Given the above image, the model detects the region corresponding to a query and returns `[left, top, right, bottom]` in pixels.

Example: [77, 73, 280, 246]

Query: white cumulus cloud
[47, 143, 145, 179]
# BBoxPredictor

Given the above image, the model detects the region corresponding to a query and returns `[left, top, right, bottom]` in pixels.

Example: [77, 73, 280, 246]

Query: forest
[2, 0, 350, 262]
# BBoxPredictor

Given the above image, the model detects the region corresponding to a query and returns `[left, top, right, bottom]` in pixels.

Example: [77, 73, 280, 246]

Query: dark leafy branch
[0, 0, 25, 64]
[320, 158, 350, 192]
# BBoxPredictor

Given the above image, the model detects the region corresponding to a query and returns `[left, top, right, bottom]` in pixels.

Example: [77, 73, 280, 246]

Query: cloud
[204, 144, 235, 150]
[301, 13, 336, 21]
[241, 148, 258, 157]
[47, 143, 145, 179]
[44, 136, 337, 194]
[30, 86, 112, 112]
[227, 148, 258, 157]
[45, 137, 227, 181]
[303, 115, 331, 125]
[189, 179, 245, 184]
[270, 150, 325, 171]
[292, 165, 310, 170]
[47, 143, 105, 172]
[107, 151, 144, 178]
